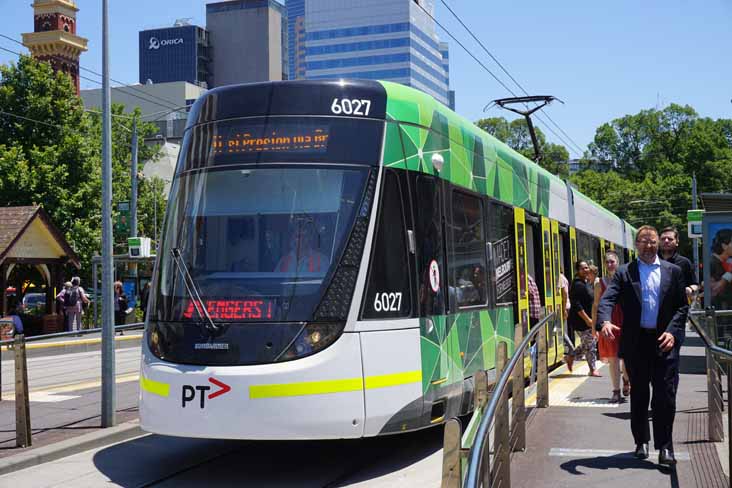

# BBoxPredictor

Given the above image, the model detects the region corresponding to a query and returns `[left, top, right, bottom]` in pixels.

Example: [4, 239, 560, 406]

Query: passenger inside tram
[275, 220, 331, 273]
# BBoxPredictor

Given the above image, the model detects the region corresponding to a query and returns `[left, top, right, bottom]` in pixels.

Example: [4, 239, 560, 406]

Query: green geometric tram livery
[139, 80, 635, 439]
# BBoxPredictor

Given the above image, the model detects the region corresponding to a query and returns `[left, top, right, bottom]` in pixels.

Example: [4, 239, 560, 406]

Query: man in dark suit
[597, 225, 688, 466]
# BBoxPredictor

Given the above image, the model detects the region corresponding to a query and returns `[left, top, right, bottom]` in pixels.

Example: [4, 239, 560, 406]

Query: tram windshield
[156, 166, 369, 323]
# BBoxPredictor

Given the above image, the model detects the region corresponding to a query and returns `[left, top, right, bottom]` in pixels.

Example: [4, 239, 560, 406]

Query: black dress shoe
[659, 448, 677, 466]
[634, 443, 649, 459]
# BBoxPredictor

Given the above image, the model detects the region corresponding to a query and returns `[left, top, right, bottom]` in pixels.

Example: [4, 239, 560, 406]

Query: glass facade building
[139, 25, 210, 86]
[288, 0, 453, 108]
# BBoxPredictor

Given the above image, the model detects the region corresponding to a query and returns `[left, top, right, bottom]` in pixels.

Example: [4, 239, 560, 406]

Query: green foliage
[574, 104, 732, 257]
[476, 116, 570, 178]
[0, 55, 166, 280]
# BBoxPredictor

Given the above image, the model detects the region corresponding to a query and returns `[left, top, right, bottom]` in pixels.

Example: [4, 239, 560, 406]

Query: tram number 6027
[331, 98, 371, 116]
[373, 292, 402, 312]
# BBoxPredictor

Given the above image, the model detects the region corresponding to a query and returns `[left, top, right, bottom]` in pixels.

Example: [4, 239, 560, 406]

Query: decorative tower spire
[21, 0, 88, 95]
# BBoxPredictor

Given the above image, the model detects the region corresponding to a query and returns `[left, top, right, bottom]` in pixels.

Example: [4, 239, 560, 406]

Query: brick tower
[21, 0, 88, 95]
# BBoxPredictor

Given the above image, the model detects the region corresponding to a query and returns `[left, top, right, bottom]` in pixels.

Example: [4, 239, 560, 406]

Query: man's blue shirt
[638, 255, 661, 329]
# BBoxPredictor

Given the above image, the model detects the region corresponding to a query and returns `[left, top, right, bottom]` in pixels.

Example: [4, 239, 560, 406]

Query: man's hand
[658, 332, 675, 352]
[601, 322, 621, 340]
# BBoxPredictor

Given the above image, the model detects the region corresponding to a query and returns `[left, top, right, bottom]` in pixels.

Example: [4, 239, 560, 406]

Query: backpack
[64, 287, 79, 307]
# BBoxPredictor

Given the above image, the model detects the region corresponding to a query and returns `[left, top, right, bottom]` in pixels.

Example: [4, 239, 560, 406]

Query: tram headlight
[279, 322, 344, 361]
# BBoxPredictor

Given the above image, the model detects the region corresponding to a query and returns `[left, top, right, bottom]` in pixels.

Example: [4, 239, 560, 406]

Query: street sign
[116, 201, 130, 235]
[688, 209, 703, 238]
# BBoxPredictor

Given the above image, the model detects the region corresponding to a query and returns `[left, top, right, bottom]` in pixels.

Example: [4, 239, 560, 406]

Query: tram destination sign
[182, 298, 275, 321]
[213, 124, 329, 155]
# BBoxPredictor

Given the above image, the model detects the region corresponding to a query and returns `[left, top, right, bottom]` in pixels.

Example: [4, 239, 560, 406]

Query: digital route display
[182, 299, 274, 320]
[212, 126, 329, 155]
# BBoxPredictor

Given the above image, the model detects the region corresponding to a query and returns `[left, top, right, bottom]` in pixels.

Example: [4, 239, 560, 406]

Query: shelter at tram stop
[0, 205, 80, 335]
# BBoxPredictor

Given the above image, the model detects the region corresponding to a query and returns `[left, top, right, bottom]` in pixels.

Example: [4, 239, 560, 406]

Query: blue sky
[1, 0, 730, 157]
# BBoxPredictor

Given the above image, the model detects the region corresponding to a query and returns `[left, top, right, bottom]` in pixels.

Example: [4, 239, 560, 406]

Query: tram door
[513, 208, 529, 353]
[551, 219, 564, 359]
[600, 239, 607, 277]
[568, 226, 578, 348]
[540, 217, 557, 365]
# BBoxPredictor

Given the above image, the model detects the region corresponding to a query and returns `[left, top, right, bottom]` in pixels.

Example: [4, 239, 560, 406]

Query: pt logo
[182, 377, 231, 408]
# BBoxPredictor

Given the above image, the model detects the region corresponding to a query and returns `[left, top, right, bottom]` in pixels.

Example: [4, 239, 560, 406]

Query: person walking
[597, 225, 688, 465]
[558, 271, 575, 360]
[64, 277, 89, 332]
[566, 260, 600, 376]
[592, 250, 630, 403]
[114, 281, 129, 325]
[527, 273, 542, 381]
[56, 281, 71, 331]
[659, 226, 699, 300]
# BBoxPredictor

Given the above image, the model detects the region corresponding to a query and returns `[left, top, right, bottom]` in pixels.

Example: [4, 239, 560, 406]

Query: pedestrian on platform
[659, 226, 699, 300]
[527, 273, 542, 328]
[566, 260, 600, 376]
[527, 273, 543, 381]
[597, 225, 688, 465]
[64, 277, 89, 332]
[592, 250, 630, 403]
[56, 281, 71, 330]
[558, 271, 575, 360]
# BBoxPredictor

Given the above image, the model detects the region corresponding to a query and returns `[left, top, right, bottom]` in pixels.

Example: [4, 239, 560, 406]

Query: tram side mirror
[431, 153, 444, 172]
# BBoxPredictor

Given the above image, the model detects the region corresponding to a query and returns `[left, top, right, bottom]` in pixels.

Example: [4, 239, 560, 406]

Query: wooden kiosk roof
[0, 206, 80, 268]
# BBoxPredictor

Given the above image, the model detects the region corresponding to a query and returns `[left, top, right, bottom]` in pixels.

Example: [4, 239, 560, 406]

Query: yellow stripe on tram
[250, 370, 422, 399]
[365, 370, 422, 389]
[250, 377, 363, 399]
[140, 376, 171, 398]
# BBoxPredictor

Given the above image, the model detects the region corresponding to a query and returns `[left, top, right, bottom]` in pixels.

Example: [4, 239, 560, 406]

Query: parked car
[21, 292, 46, 314]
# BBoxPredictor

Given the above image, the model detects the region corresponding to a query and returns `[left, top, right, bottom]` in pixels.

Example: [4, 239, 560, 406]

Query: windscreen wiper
[170, 248, 219, 334]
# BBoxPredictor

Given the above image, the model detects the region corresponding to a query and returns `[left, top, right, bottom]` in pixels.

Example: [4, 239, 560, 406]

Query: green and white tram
[140, 80, 635, 439]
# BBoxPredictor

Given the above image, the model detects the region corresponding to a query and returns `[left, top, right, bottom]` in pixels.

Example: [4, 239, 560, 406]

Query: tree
[476, 116, 570, 178]
[574, 103, 732, 257]
[0, 55, 165, 278]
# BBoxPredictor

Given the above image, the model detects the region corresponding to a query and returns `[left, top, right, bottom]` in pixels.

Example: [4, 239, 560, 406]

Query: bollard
[441, 418, 463, 488]
[473, 371, 491, 488]
[492, 341, 510, 488]
[15, 334, 31, 447]
[537, 324, 549, 408]
[512, 321, 526, 452]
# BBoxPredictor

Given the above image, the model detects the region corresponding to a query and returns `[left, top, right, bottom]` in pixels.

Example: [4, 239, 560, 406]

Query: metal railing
[442, 312, 556, 488]
[687, 308, 732, 488]
[1, 322, 146, 447]
[0, 322, 144, 347]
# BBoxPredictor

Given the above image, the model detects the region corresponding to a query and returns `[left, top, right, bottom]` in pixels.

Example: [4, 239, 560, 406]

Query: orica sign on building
[148, 37, 184, 50]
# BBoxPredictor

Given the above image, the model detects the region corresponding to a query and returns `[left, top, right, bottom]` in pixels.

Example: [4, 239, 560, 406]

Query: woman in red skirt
[592, 250, 630, 403]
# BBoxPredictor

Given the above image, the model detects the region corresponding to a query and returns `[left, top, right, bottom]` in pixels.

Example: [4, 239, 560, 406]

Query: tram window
[487, 201, 516, 305]
[449, 190, 488, 308]
[362, 170, 411, 319]
[415, 175, 446, 316]
[577, 231, 596, 268]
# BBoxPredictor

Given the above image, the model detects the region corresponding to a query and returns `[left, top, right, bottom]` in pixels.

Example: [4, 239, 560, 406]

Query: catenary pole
[692, 173, 699, 283]
[130, 115, 138, 238]
[101, 0, 116, 427]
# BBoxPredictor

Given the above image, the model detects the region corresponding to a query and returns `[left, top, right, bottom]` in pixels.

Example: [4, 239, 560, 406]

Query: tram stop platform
[512, 328, 729, 488]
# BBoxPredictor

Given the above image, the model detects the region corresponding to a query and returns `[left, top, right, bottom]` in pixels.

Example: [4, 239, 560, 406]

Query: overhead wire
[420, 1, 585, 156]
[437, 0, 585, 156]
[0, 34, 184, 111]
[438, 0, 586, 155]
